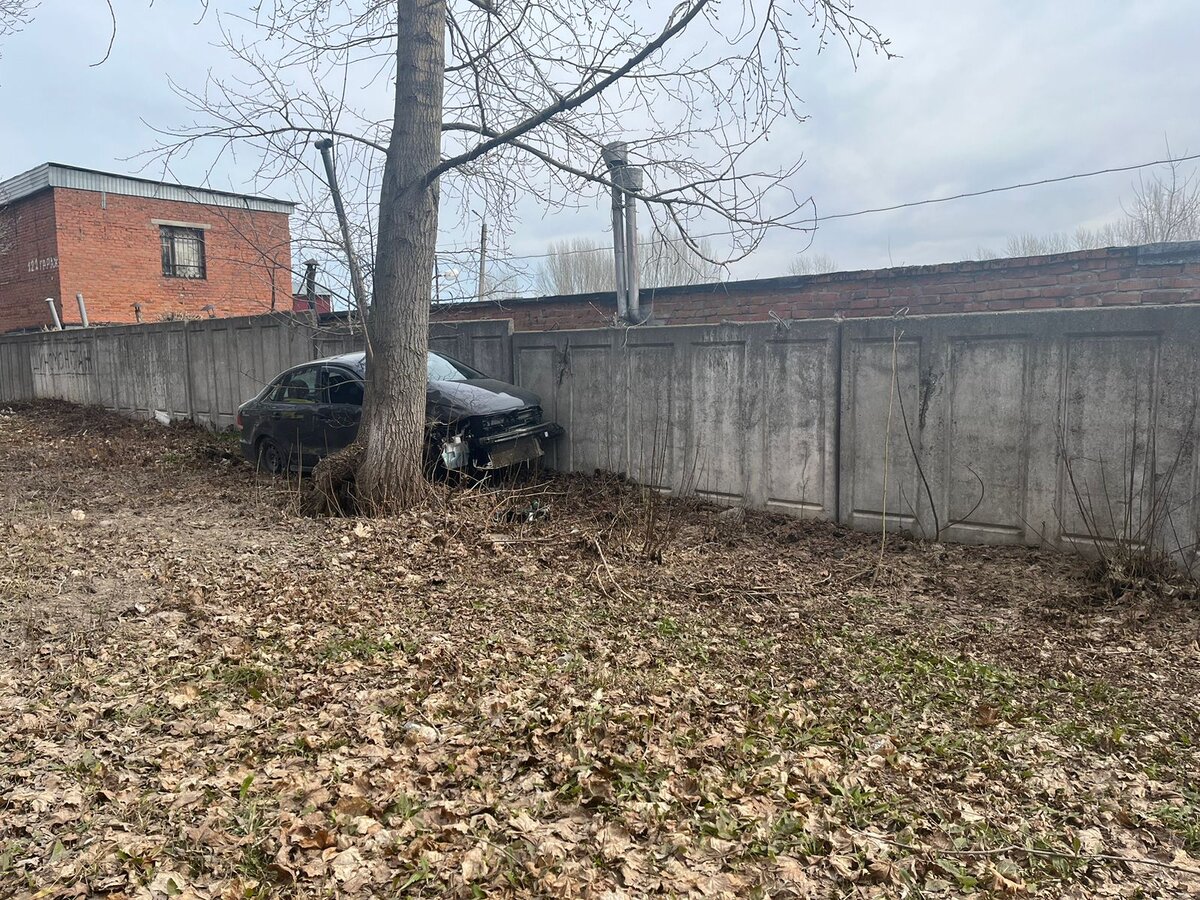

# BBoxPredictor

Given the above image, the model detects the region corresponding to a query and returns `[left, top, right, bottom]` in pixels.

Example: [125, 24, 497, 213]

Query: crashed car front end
[434, 405, 564, 472]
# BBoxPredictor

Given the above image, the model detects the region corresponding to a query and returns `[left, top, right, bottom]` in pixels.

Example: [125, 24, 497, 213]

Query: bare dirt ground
[1, 402, 1198, 899]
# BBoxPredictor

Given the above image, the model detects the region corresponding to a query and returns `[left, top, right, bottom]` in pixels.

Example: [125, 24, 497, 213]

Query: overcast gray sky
[2, 0, 1197, 284]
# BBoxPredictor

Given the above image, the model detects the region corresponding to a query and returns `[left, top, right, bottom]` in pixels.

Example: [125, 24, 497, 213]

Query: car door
[316, 365, 364, 456]
[263, 364, 323, 469]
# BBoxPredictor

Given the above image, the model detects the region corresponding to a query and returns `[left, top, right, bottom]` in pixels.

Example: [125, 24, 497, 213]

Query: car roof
[314, 351, 367, 370]
[291, 348, 463, 377]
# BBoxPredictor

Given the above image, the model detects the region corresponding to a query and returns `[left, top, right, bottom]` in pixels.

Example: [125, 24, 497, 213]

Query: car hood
[427, 379, 541, 418]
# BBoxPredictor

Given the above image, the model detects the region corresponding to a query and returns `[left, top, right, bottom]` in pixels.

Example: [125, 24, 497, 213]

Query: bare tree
[536, 238, 613, 295]
[1120, 154, 1200, 243]
[0, 0, 33, 42]
[787, 252, 839, 275]
[1071, 222, 1129, 250]
[0, 0, 33, 83]
[642, 230, 722, 289]
[537, 229, 720, 295]
[159, 0, 889, 511]
[984, 152, 1200, 260]
[1004, 232, 1075, 257]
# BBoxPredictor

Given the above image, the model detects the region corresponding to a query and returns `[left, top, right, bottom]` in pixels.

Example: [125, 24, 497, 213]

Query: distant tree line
[787, 252, 840, 275]
[536, 229, 721, 295]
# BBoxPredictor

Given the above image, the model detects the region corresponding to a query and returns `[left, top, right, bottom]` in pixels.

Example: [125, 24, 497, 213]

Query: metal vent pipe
[602, 142, 645, 324]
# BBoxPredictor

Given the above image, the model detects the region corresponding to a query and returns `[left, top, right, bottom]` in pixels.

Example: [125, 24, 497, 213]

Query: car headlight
[440, 435, 470, 469]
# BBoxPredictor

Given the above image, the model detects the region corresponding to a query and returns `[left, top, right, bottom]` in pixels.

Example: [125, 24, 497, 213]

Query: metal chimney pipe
[602, 142, 631, 322]
[610, 186, 628, 320]
[75, 293, 89, 328]
[45, 298, 62, 330]
[622, 167, 644, 324]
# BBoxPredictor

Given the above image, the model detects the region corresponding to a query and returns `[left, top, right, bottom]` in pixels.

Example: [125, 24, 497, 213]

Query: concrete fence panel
[0, 335, 35, 402]
[511, 320, 842, 519]
[30, 331, 97, 406]
[430, 320, 514, 383]
[839, 307, 1200, 565]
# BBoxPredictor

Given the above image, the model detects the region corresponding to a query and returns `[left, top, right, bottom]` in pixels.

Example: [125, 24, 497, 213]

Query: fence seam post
[91, 326, 100, 408]
[183, 320, 196, 424]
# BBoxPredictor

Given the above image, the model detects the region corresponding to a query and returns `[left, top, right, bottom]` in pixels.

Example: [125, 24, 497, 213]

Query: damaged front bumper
[440, 421, 565, 471]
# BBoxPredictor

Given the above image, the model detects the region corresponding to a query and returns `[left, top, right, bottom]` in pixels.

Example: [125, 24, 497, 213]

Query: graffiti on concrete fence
[32, 340, 91, 377]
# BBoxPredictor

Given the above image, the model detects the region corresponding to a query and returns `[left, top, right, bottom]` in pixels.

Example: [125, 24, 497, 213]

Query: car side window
[323, 367, 364, 406]
[270, 366, 320, 403]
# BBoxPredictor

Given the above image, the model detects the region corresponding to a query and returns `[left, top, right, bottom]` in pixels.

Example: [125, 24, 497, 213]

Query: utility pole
[477, 221, 488, 301]
[314, 138, 371, 334]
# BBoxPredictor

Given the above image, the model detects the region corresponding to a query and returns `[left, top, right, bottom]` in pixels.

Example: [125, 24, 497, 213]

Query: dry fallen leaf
[776, 855, 812, 886]
[460, 846, 490, 882]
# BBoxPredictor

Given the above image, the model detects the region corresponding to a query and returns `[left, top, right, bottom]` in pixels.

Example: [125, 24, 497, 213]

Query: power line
[434, 151, 1200, 267]
[817, 152, 1200, 222]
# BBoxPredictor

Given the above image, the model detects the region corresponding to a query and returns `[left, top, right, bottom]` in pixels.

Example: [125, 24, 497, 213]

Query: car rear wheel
[256, 437, 285, 476]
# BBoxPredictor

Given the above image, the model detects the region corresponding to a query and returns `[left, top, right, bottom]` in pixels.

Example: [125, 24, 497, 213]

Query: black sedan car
[237, 350, 562, 475]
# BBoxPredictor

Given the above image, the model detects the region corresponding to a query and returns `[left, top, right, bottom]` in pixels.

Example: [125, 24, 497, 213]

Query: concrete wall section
[0, 334, 36, 402]
[1, 315, 367, 427]
[430, 320, 514, 383]
[0, 316, 515, 428]
[512, 322, 841, 519]
[2, 306, 1197, 569]
[187, 317, 318, 428]
[839, 307, 1199, 565]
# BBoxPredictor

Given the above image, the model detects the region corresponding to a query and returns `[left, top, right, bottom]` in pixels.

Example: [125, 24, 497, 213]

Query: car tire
[256, 437, 285, 476]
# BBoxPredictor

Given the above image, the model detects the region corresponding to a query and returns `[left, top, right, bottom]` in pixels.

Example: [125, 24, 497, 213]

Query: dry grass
[1, 401, 1198, 899]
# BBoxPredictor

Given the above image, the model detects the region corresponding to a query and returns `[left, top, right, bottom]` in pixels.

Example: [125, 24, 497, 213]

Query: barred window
[160, 225, 206, 279]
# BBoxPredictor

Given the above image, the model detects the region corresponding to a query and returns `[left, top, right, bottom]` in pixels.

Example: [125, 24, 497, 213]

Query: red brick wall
[51, 188, 291, 327]
[292, 293, 332, 315]
[0, 191, 64, 332]
[431, 245, 1200, 330]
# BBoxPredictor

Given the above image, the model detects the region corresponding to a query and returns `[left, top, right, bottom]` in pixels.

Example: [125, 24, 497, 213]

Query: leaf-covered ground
[1, 401, 1199, 899]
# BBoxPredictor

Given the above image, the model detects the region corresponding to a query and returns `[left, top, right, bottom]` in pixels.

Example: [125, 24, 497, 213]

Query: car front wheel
[256, 437, 285, 476]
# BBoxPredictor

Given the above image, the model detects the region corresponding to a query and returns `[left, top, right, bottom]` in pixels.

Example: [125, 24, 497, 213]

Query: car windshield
[427, 351, 483, 382]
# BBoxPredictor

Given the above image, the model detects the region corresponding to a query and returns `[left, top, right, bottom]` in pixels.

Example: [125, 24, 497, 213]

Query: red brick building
[0, 163, 294, 333]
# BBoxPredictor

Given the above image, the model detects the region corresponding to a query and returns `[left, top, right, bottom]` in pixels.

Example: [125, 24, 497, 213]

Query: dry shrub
[1059, 416, 1199, 606]
[1087, 552, 1198, 606]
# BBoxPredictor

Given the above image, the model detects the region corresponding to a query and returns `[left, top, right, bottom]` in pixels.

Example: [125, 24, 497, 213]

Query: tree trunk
[357, 0, 446, 512]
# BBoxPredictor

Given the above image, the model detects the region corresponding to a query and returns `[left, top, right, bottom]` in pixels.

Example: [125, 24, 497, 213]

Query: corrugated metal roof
[0, 163, 295, 214]
[0, 163, 52, 205]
